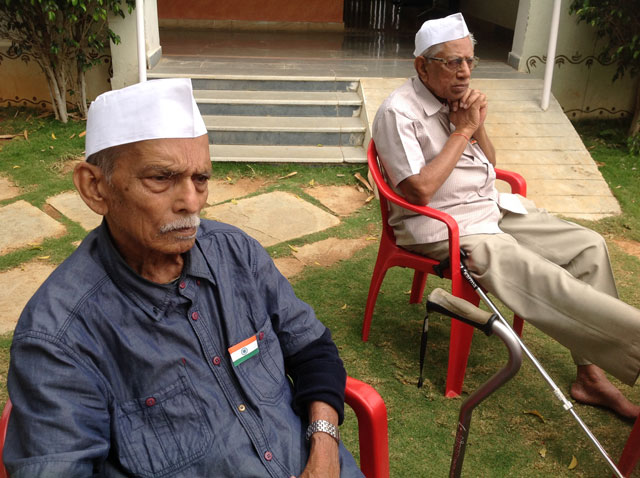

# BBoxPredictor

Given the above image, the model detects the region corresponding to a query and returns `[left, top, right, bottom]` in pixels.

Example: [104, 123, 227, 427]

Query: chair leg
[444, 320, 475, 397]
[409, 271, 427, 304]
[444, 287, 480, 397]
[616, 415, 640, 477]
[513, 315, 524, 337]
[363, 258, 390, 342]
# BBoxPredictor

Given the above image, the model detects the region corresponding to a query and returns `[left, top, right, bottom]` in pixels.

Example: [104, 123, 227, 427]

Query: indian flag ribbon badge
[228, 335, 259, 367]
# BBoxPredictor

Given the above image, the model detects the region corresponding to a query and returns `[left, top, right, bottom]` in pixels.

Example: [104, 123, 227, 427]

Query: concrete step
[210, 144, 366, 163]
[189, 77, 359, 92]
[204, 115, 365, 146]
[194, 90, 362, 117]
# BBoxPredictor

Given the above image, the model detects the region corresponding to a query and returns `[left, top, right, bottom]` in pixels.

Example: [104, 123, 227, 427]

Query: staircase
[148, 75, 369, 163]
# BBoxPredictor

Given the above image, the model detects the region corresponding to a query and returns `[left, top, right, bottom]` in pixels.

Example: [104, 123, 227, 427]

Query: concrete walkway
[361, 77, 619, 220]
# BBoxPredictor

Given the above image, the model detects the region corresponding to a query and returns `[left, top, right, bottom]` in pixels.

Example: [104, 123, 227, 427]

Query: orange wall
[157, 0, 343, 24]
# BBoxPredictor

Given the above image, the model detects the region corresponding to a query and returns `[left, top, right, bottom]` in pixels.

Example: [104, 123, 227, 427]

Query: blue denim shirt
[6, 220, 362, 478]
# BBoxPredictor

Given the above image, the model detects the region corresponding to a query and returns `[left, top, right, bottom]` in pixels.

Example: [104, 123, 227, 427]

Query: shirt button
[238, 404, 246, 412]
[196, 280, 201, 286]
[145, 397, 156, 407]
[191, 311, 199, 321]
[212, 356, 221, 366]
[264, 451, 272, 461]
[258, 331, 264, 341]
[179, 281, 186, 289]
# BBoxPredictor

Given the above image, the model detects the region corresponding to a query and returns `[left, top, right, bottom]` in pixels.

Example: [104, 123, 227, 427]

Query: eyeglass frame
[424, 56, 479, 71]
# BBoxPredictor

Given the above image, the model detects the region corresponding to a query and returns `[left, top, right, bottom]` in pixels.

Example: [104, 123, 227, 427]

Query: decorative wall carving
[525, 51, 614, 74]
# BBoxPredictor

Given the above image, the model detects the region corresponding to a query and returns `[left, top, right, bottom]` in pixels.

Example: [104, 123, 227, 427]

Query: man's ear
[73, 162, 110, 216]
[414, 56, 429, 84]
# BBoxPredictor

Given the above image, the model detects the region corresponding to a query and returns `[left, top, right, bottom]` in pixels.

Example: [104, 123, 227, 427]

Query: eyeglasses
[425, 56, 479, 71]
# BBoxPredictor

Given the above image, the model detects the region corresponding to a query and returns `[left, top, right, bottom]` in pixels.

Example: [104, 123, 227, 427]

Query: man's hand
[448, 88, 488, 137]
[298, 432, 340, 478]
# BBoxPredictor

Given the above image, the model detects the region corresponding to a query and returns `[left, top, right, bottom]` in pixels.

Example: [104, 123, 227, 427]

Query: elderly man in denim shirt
[5, 79, 363, 478]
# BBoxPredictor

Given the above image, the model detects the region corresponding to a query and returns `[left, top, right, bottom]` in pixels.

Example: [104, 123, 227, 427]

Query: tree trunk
[77, 66, 88, 118]
[41, 61, 68, 123]
[629, 77, 640, 137]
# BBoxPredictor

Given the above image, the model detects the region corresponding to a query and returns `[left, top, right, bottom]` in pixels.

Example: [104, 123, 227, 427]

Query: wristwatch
[305, 419, 340, 444]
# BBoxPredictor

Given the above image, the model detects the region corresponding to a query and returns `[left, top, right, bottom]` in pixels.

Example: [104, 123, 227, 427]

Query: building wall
[511, 0, 635, 120]
[0, 39, 111, 111]
[460, 0, 518, 30]
[157, 0, 344, 25]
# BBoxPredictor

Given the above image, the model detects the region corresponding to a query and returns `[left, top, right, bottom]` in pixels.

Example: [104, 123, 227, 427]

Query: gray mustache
[159, 216, 201, 234]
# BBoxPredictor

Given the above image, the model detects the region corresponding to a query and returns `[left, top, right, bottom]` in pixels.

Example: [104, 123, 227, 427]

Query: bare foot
[570, 365, 640, 421]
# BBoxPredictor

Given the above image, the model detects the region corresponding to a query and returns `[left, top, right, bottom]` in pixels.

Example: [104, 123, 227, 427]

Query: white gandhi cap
[85, 78, 208, 158]
[413, 12, 470, 57]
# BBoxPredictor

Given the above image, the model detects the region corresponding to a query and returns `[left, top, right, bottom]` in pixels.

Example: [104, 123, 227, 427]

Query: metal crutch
[421, 288, 523, 478]
[452, 249, 626, 478]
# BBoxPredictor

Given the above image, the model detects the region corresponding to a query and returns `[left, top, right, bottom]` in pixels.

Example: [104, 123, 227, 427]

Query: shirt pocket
[233, 323, 288, 406]
[115, 375, 212, 478]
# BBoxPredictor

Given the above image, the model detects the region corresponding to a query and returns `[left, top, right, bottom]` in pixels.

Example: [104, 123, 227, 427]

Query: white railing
[541, 0, 561, 110]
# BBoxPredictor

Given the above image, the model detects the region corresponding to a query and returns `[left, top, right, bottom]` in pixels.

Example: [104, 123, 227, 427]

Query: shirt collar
[95, 221, 215, 321]
[412, 76, 449, 117]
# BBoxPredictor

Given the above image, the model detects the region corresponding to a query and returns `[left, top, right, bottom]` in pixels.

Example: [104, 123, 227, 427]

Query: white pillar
[136, 0, 147, 82]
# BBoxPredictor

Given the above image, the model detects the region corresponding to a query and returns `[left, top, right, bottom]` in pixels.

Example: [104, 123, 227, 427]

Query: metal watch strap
[305, 419, 340, 443]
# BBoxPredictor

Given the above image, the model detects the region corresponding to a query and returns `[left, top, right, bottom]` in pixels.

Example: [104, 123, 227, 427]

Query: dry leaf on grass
[523, 410, 545, 423]
[278, 171, 297, 180]
[538, 446, 546, 458]
[568, 455, 577, 470]
[354, 172, 373, 191]
[79, 131, 86, 137]
[288, 244, 298, 252]
[340, 304, 347, 310]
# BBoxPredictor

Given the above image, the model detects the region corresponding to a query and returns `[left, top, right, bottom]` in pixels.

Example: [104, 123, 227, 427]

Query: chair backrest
[367, 139, 400, 243]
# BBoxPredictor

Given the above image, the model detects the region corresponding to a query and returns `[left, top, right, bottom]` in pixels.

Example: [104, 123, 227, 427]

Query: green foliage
[0, 0, 135, 121]
[627, 132, 640, 156]
[569, 0, 640, 81]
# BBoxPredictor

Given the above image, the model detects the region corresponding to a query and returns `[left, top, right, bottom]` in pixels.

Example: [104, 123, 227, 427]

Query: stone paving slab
[0, 261, 56, 333]
[0, 200, 66, 255]
[202, 191, 340, 247]
[47, 191, 102, 231]
[0, 176, 21, 201]
[292, 237, 369, 266]
[305, 185, 369, 216]
[207, 178, 266, 204]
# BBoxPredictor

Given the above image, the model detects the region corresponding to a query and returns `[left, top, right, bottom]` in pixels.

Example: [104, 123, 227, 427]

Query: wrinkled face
[103, 135, 211, 259]
[417, 36, 474, 101]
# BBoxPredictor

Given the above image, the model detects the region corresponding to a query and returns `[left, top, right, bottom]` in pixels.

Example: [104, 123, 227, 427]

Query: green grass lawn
[0, 108, 639, 477]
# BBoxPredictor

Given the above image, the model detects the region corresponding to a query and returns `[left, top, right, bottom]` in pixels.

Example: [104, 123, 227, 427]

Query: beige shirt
[372, 76, 524, 245]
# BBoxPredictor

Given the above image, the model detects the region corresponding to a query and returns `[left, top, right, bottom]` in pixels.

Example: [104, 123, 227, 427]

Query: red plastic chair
[365, 139, 526, 397]
[0, 399, 11, 478]
[615, 415, 640, 477]
[345, 376, 389, 478]
[0, 379, 388, 478]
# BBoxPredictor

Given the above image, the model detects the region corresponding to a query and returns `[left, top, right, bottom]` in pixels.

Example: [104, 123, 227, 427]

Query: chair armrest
[344, 377, 389, 478]
[495, 169, 527, 197]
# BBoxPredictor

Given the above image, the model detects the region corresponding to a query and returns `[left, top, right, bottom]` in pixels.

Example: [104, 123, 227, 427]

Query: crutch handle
[427, 288, 496, 336]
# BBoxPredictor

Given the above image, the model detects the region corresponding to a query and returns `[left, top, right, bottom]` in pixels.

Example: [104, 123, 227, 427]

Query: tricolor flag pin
[228, 335, 259, 366]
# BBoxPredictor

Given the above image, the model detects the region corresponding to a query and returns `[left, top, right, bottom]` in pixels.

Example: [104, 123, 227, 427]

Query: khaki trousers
[405, 197, 640, 385]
